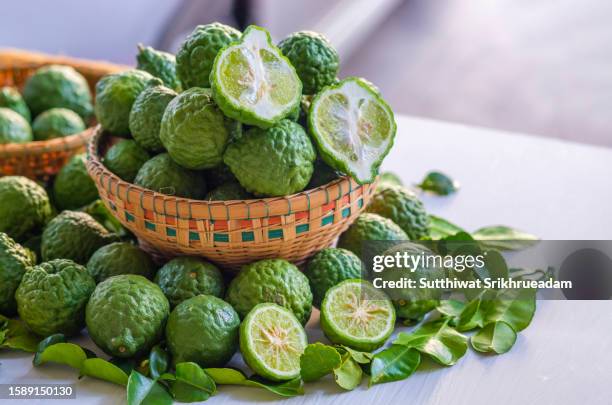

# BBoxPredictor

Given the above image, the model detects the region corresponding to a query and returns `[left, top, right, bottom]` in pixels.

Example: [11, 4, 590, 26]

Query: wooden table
[2, 116, 611, 404]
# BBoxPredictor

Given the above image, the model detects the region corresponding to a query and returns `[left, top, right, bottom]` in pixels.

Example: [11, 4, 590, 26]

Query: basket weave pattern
[87, 127, 375, 269]
[0, 52, 125, 180]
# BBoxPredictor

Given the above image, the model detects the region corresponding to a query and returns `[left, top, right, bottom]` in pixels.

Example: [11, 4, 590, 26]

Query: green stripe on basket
[296, 224, 309, 234]
[242, 231, 254, 242]
[125, 212, 134, 222]
[166, 228, 176, 237]
[342, 207, 351, 218]
[358, 198, 364, 208]
[145, 221, 155, 231]
[268, 229, 283, 239]
[214, 233, 229, 242]
[321, 215, 333, 226]
[189, 231, 199, 241]
[109, 202, 116, 211]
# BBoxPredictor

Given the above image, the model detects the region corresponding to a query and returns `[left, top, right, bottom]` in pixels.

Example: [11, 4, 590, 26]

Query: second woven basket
[0, 51, 125, 180]
[87, 127, 376, 270]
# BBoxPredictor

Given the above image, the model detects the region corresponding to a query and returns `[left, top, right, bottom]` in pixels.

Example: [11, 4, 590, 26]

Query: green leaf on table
[300, 342, 342, 382]
[149, 345, 170, 379]
[0, 318, 42, 353]
[455, 297, 485, 332]
[437, 300, 466, 321]
[428, 215, 467, 240]
[379, 171, 403, 187]
[482, 288, 536, 332]
[473, 226, 538, 251]
[203, 368, 246, 385]
[510, 266, 554, 282]
[333, 353, 362, 390]
[82, 199, 125, 234]
[33, 334, 67, 365]
[81, 358, 129, 386]
[204, 368, 303, 397]
[127, 371, 172, 405]
[35, 342, 87, 370]
[471, 321, 517, 354]
[33, 340, 133, 387]
[337, 345, 374, 364]
[418, 171, 459, 196]
[160, 362, 216, 403]
[369, 345, 420, 386]
[248, 376, 304, 397]
[395, 320, 468, 366]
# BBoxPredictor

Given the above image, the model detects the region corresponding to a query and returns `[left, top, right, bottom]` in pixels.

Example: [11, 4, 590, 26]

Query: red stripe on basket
[214, 220, 228, 230]
[295, 211, 308, 221]
[322, 202, 334, 212]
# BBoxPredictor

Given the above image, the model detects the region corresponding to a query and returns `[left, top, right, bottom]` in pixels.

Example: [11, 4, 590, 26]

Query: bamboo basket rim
[87, 125, 369, 221]
[0, 58, 119, 159]
[0, 126, 95, 156]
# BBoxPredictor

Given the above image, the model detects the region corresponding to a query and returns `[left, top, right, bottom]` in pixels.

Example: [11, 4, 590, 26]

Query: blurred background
[3, 0, 610, 147]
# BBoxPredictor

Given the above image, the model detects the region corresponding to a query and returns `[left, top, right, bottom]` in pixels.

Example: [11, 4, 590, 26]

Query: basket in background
[0, 49, 126, 180]
[87, 126, 376, 270]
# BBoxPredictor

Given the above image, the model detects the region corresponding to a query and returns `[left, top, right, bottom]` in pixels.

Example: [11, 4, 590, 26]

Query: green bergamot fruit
[16, 259, 95, 336]
[32, 108, 86, 141]
[166, 294, 239, 367]
[205, 182, 252, 201]
[160, 87, 230, 169]
[103, 139, 151, 182]
[304, 247, 363, 307]
[41, 210, 117, 264]
[134, 153, 207, 199]
[226, 258, 313, 325]
[0, 86, 31, 122]
[278, 31, 339, 95]
[0, 108, 32, 144]
[337, 212, 408, 258]
[95, 69, 161, 135]
[0, 232, 35, 315]
[128, 85, 177, 153]
[22, 65, 93, 119]
[155, 257, 225, 307]
[86, 274, 169, 357]
[210, 25, 301, 128]
[136, 44, 180, 91]
[53, 153, 99, 210]
[366, 184, 430, 240]
[223, 120, 315, 196]
[0, 176, 52, 241]
[379, 242, 444, 321]
[176, 23, 241, 89]
[87, 242, 156, 283]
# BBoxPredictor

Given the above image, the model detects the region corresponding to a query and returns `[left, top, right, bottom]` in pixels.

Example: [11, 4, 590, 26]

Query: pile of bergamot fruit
[0, 65, 92, 143]
[0, 22, 539, 404]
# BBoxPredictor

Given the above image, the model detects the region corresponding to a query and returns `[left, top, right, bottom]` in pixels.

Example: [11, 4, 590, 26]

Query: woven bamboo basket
[87, 127, 376, 270]
[0, 49, 126, 180]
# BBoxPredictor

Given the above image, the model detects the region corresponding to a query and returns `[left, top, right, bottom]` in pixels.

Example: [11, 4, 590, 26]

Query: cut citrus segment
[239, 303, 308, 381]
[320, 279, 395, 351]
[211, 25, 302, 128]
[308, 78, 396, 184]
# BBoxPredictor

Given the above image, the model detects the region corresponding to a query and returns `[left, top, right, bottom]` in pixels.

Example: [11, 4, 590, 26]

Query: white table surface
[2, 116, 612, 405]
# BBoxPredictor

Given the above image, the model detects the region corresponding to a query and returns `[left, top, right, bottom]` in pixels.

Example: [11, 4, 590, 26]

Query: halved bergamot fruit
[320, 279, 395, 351]
[309, 77, 396, 184]
[210, 25, 302, 128]
[239, 303, 307, 381]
